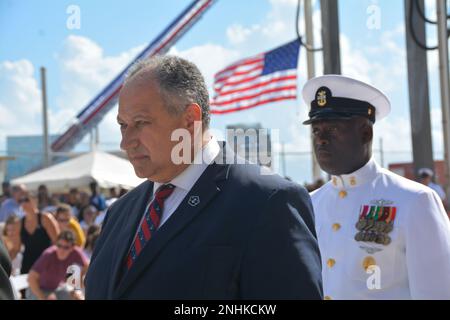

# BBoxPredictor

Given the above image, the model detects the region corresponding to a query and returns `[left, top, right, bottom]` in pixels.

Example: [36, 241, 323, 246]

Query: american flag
[210, 39, 300, 114]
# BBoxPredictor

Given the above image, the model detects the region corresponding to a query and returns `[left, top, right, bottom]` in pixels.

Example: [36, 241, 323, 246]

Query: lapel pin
[188, 195, 200, 207]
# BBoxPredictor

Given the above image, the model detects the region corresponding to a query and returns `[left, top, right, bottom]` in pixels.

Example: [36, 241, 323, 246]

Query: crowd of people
[0, 180, 126, 299]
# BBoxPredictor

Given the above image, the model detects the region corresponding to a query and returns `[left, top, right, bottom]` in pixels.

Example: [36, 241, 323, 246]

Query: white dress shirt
[311, 158, 450, 300]
[144, 137, 220, 228]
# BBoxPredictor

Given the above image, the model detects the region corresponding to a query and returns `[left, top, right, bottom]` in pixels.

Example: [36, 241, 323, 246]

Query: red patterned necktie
[126, 184, 175, 269]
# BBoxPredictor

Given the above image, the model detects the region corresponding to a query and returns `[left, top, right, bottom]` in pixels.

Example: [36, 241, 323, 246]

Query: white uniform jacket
[311, 158, 450, 299]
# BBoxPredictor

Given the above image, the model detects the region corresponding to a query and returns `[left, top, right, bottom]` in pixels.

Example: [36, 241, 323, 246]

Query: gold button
[339, 190, 347, 198]
[362, 256, 376, 271]
[332, 223, 341, 231]
[332, 177, 337, 186]
[327, 258, 336, 268]
[350, 177, 356, 186]
[324, 295, 332, 300]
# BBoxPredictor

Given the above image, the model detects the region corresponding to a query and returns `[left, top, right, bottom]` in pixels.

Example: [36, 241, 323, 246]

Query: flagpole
[304, 0, 322, 182]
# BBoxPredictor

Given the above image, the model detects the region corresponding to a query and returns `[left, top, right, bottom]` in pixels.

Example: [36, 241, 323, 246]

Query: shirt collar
[153, 136, 220, 194]
[330, 158, 379, 190]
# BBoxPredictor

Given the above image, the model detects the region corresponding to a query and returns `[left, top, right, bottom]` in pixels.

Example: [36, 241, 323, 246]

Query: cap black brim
[302, 113, 354, 125]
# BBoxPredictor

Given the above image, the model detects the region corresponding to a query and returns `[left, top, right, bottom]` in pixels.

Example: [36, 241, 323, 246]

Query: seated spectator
[94, 209, 107, 227]
[108, 187, 117, 200]
[55, 205, 85, 248]
[37, 185, 51, 212]
[1, 181, 11, 205]
[89, 181, 106, 212]
[77, 192, 91, 222]
[79, 205, 98, 236]
[27, 230, 89, 300]
[118, 188, 128, 198]
[42, 193, 62, 215]
[1, 215, 22, 276]
[83, 225, 101, 260]
[0, 184, 26, 223]
[67, 188, 80, 218]
[20, 192, 59, 274]
[106, 187, 118, 208]
[304, 178, 325, 193]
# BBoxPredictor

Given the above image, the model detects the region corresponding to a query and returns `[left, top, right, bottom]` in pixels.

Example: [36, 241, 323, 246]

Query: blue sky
[0, 0, 445, 183]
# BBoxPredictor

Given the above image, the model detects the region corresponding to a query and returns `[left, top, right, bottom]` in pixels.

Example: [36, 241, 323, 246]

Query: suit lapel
[109, 180, 154, 294]
[115, 160, 229, 298]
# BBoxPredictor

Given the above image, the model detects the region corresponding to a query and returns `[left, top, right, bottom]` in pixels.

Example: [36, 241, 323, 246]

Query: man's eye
[328, 126, 338, 133]
[135, 120, 148, 127]
[119, 123, 127, 130]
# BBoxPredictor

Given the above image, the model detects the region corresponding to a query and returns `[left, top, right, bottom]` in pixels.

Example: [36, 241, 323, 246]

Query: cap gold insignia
[317, 90, 327, 107]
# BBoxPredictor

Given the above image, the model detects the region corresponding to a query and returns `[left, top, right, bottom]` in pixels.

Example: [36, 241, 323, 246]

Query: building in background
[226, 123, 272, 169]
[6, 135, 59, 181]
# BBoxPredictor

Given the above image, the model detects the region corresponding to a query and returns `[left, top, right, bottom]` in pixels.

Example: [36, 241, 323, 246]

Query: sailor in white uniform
[302, 74, 450, 300]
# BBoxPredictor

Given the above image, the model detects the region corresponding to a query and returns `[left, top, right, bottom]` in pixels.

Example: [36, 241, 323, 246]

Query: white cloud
[340, 34, 372, 83]
[227, 24, 261, 45]
[0, 60, 42, 150]
[169, 44, 239, 89]
[52, 35, 146, 149]
[225, 0, 311, 50]
[54, 35, 144, 121]
[339, 24, 407, 94]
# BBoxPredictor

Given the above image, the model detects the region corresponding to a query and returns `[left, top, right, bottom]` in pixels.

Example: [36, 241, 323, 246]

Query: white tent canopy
[12, 151, 145, 192]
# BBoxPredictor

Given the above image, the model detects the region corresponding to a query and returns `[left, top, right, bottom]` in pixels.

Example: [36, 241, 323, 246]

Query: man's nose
[120, 127, 139, 151]
[314, 132, 329, 146]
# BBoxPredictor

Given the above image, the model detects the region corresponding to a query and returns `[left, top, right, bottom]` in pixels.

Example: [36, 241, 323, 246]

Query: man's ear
[183, 103, 202, 133]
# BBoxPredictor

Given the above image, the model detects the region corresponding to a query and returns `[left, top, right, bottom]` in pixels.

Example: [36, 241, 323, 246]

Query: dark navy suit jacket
[85, 147, 323, 299]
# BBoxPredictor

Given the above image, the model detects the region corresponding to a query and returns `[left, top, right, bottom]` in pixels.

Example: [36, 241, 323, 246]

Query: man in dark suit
[0, 238, 14, 299]
[85, 55, 322, 299]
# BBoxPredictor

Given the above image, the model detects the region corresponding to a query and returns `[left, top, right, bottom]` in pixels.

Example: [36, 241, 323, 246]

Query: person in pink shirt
[27, 230, 89, 300]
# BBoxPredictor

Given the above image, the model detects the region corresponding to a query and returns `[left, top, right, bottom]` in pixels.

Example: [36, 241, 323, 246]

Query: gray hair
[124, 55, 210, 128]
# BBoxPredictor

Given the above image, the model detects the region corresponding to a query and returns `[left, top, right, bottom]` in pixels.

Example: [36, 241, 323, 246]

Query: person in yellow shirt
[55, 204, 85, 248]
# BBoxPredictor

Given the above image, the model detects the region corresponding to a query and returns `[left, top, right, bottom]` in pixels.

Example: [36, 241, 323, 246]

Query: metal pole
[404, 0, 434, 177]
[281, 142, 287, 178]
[90, 129, 95, 152]
[379, 137, 384, 168]
[95, 126, 99, 149]
[305, 0, 322, 181]
[437, 0, 450, 193]
[40, 67, 50, 167]
[320, 0, 341, 74]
